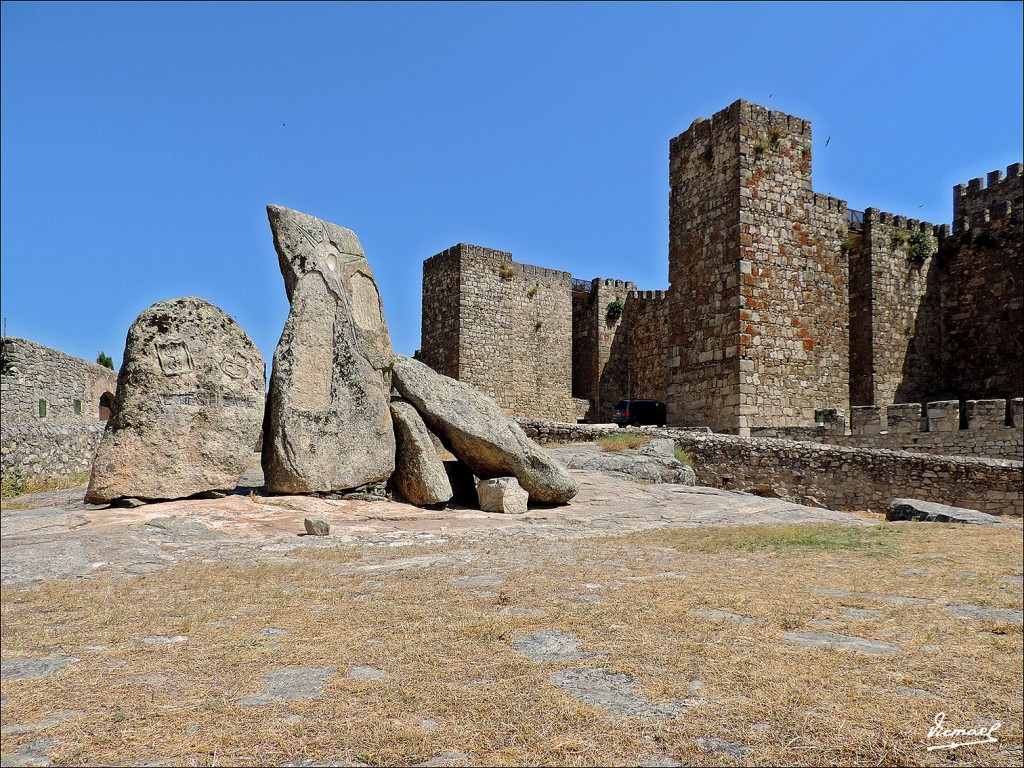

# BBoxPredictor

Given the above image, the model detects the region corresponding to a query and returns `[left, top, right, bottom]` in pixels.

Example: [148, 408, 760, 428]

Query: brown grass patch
[595, 432, 654, 452]
[1, 522, 1021, 766]
[0, 470, 90, 500]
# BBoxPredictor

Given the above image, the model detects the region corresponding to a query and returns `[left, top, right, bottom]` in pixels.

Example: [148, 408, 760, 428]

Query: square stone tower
[666, 100, 849, 433]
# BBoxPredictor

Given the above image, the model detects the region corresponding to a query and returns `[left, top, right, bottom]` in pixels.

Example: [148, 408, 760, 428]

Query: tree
[96, 351, 114, 369]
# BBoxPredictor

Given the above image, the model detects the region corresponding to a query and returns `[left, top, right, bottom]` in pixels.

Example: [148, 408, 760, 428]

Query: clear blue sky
[2, 1, 1022, 371]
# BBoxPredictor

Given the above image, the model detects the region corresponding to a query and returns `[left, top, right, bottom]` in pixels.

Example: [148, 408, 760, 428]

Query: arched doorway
[99, 392, 114, 421]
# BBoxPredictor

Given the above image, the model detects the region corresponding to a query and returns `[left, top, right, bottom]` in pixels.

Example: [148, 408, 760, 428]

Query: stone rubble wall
[666, 102, 742, 432]
[517, 419, 1022, 518]
[750, 399, 1023, 462]
[953, 163, 1023, 234]
[1, 337, 118, 424]
[735, 104, 850, 430]
[418, 245, 464, 378]
[1, 422, 107, 479]
[934, 192, 1023, 400]
[420, 244, 576, 422]
[1, 337, 119, 480]
[853, 210, 944, 405]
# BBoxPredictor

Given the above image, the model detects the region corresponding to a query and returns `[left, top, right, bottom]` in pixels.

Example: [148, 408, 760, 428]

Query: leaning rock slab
[887, 498, 1005, 525]
[391, 355, 577, 504]
[391, 399, 453, 506]
[86, 297, 264, 503]
[262, 205, 395, 494]
[476, 476, 528, 514]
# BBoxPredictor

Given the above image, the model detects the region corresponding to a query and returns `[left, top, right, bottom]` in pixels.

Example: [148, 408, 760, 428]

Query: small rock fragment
[476, 476, 529, 514]
[304, 518, 330, 536]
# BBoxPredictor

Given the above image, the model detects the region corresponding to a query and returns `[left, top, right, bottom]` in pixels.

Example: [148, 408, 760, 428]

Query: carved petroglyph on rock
[155, 340, 194, 375]
[86, 297, 265, 504]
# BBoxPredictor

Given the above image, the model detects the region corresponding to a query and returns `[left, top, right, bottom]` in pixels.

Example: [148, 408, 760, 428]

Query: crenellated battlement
[863, 208, 937, 233]
[849, 398, 1020, 435]
[627, 289, 667, 301]
[811, 192, 847, 213]
[953, 163, 1024, 233]
[421, 99, 1022, 443]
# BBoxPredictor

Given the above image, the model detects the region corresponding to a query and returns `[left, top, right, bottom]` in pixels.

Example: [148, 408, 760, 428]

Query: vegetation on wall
[96, 351, 114, 369]
[605, 295, 625, 323]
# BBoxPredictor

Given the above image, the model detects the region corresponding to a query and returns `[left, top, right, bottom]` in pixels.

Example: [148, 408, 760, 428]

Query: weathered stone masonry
[419, 244, 576, 423]
[1, 337, 119, 478]
[518, 419, 1023, 519]
[420, 99, 1022, 455]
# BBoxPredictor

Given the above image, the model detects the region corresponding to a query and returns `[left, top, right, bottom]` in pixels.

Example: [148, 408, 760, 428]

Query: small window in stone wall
[74, 399, 82, 415]
[38, 399, 47, 418]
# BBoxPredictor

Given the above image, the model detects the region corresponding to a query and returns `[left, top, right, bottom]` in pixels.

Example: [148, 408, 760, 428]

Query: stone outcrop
[551, 439, 696, 485]
[262, 205, 395, 494]
[886, 498, 1005, 525]
[390, 399, 453, 506]
[86, 297, 265, 503]
[476, 477, 529, 514]
[390, 355, 577, 504]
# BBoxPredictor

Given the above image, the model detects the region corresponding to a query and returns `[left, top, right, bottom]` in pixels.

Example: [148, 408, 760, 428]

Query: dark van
[612, 399, 667, 427]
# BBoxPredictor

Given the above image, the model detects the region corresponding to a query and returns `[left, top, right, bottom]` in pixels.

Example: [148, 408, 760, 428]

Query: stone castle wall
[1, 337, 118, 424]
[666, 103, 743, 432]
[852, 210, 943, 405]
[935, 167, 1024, 400]
[419, 245, 465, 378]
[619, 290, 670, 411]
[420, 243, 576, 422]
[420, 99, 1021, 460]
[517, 419, 1023, 518]
[750, 398, 1023, 462]
[1, 337, 119, 479]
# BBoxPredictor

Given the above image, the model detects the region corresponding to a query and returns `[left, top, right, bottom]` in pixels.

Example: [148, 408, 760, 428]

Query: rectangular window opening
[38, 399, 47, 418]
[73, 399, 82, 415]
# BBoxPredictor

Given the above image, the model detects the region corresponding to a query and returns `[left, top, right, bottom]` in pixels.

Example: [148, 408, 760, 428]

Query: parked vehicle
[612, 399, 666, 427]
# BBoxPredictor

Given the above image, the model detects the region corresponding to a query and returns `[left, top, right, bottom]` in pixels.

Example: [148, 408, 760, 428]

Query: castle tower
[666, 100, 850, 433]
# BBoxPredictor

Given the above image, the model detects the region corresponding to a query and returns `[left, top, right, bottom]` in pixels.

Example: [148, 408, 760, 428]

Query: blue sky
[2, 1, 1022, 370]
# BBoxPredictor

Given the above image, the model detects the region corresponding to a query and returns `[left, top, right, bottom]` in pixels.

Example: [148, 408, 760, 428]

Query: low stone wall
[750, 400, 1023, 462]
[1, 422, 106, 480]
[518, 419, 1023, 518]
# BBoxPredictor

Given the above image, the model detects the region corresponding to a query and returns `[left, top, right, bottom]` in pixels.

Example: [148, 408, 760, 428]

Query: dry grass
[595, 432, 654, 452]
[1, 522, 1021, 766]
[0, 470, 90, 501]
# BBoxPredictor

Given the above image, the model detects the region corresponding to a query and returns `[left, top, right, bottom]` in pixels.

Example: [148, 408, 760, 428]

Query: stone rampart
[953, 163, 1023, 234]
[517, 419, 1022, 518]
[1, 337, 118, 424]
[1, 337, 119, 480]
[1, 422, 107, 479]
[420, 244, 576, 422]
[750, 399, 1022, 461]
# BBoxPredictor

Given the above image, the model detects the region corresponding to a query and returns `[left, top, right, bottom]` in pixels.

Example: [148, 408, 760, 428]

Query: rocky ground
[2, 446, 1022, 767]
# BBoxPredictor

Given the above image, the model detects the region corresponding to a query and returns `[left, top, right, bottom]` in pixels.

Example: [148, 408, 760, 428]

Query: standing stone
[391, 355, 578, 503]
[390, 399, 453, 507]
[476, 477, 529, 514]
[262, 205, 395, 494]
[85, 297, 265, 503]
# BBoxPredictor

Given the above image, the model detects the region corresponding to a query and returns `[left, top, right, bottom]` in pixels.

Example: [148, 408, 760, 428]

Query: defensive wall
[419, 244, 577, 423]
[749, 398, 1023, 462]
[420, 99, 1023, 457]
[517, 419, 1023, 519]
[1, 337, 119, 480]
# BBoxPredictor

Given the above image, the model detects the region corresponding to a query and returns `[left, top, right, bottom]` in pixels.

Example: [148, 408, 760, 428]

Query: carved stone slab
[262, 205, 395, 493]
[86, 297, 265, 503]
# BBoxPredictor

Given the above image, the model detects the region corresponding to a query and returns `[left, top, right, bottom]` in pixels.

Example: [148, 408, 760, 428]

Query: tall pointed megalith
[262, 205, 395, 493]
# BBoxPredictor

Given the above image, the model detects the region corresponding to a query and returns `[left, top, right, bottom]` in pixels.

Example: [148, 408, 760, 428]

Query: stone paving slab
[783, 631, 901, 655]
